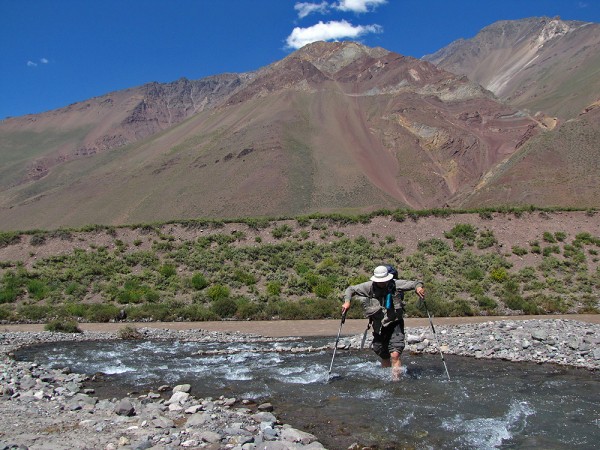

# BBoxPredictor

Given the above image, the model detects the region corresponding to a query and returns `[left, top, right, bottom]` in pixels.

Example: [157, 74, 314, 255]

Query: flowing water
[15, 338, 600, 449]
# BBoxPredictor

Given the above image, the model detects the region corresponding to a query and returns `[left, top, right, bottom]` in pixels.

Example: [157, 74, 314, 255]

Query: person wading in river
[342, 265, 425, 381]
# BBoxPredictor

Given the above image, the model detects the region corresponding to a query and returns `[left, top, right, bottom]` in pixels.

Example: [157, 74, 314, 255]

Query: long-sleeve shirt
[344, 279, 423, 328]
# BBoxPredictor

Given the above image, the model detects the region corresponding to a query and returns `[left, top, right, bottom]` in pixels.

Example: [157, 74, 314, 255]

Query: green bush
[18, 305, 52, 321]
[543, 231, 557, 243]
[0, 232, 20, 248]
[207, 284, 230, 301]
[179, 305, 219, 321]
[44, 319, 82, 333]
[159, 264, 177, 278]
[477, 230, 497, 249]
[211, 297, 237, 318]
[313, 281, 333, 299]
[477, 296, 497, 311]
[512, 246, 528, 256]
[27, 279, 48, 300]
[233, 269, 257, 286]
[490, 267, 508, 283]
[445, 224, 477, 246]
[266, 281, 282, 296]
[83, 304, 121, 322]
[272, 225, 293, 239]
[417, 238, 450, 255]
[191, 273, 209, 290]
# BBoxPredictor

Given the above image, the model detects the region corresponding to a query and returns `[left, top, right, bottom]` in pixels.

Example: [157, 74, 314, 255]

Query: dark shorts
[372, 319, 405, 359]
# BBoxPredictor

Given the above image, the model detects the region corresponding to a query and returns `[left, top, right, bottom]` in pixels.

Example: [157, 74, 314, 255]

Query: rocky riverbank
[0, 329, 323, 450]
[1, 318, 599, 449]
[347, 318, 600, 371]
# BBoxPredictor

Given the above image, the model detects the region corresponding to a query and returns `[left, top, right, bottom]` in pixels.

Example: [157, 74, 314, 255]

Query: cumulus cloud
[27, 60, 38, 67]
[40, 58, 49, 64]
[336, 0, 387, 13]
[286, 19, 382, 49]
[295, 1, 330, 19]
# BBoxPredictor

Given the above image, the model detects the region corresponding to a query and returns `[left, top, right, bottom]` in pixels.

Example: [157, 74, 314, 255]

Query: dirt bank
[2, 314, 599, 337]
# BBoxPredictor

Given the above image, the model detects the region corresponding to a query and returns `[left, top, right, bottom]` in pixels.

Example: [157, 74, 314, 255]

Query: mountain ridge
[1, 20, 598, 230]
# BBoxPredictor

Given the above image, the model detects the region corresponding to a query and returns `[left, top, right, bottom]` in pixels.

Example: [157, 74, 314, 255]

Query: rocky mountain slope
[1, 17, 598, 231]
[423, 17, 600, 120]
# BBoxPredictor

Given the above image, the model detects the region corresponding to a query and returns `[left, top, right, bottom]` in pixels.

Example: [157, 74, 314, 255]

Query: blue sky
[1, 0, 599, 119]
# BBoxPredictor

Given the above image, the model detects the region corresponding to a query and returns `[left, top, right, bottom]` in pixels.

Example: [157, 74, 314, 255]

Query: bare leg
[390, 351, 402, 381]
[381, 358, 391, 368]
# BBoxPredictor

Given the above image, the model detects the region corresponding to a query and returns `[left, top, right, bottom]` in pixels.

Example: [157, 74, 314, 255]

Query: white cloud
[295, 1, 330, 19]
[335, 0, 387, 13]
[40, 58, 49, 64]
[286, 19, 382, 49]
[27, 60, 38, 67]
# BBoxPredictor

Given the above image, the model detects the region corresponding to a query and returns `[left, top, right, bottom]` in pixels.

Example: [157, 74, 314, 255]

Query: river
[15, 337, 600, 449]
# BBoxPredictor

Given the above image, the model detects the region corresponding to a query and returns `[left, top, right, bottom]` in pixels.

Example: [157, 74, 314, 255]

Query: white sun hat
[370, 265, 393, 282]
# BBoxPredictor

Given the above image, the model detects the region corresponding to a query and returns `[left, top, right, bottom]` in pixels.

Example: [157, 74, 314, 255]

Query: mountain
[423, 17, 600, 120]
[1, 23, 598, 230]
[459, 99, 600, 208]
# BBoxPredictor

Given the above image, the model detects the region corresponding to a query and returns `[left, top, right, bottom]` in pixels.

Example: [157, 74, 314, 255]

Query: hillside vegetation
[0, 209, 598, 324]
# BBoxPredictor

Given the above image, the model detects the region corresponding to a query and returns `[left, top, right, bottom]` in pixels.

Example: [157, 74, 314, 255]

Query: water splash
[443, 400, 535, 449]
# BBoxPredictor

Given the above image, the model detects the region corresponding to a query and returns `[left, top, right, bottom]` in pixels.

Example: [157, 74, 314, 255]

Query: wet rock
[258, 402, 274, 412]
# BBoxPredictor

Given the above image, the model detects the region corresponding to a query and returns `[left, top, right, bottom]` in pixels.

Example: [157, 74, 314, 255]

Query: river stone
[173, 384, 191, 393]
[280, 426, 318, 444]
[186, 412, 211, 427]
[531, 330, 548, 341]
[152, 416, 175, 428]
[115, 398, 135, 416]
[197, 430, 222, 443]
[166, 391, 189, 405]
[252, 411, 277, 424]
[258, 402, 274, 412]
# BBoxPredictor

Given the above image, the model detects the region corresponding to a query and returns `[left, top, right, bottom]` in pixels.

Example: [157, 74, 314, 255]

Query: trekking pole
[422, 298, 451, 381]
[360, 320, 372, 350]
[327, 310, 347, 381]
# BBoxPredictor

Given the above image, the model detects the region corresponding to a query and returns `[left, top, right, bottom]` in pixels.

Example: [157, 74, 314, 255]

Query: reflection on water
[16, 338, 600, 450]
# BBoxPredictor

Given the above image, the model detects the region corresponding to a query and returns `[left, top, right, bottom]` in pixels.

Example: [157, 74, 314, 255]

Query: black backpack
[384, 264, 398, 281]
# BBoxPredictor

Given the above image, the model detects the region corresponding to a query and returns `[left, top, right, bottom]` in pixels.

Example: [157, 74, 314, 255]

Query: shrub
[0, 232, 20, 248]
[477, 296, 497, 311]
[417, 238, 450, 255]
[30, 234, 47, 246]
[159, 264, 177, 278]
[45, 319, 82, 333]
[179, 305, 219, 321]
[512, 246, 528, 256]
[191, 273, 209, 290]
[554, 231, 567, 242]
[542, 231, 557, 243]
[118, 325, 143, 340]
[272, 225, 293, 239]
[266, 281, 282, 296]
[206, 284, 230, 301]
[313, 281, 333, 299]
[83, 304, 121, 322]
[233, 269, 257, 286]
[543, 245, 560, 257]
[445, 224, 477, 246]
[391, 210, 407, 222]
[27, 279, 48, 300]
[18, 305, 52, 321]
[477, 230, 497, 249]
[211, 297, 237, 318]
[490, 267, 508, 283]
